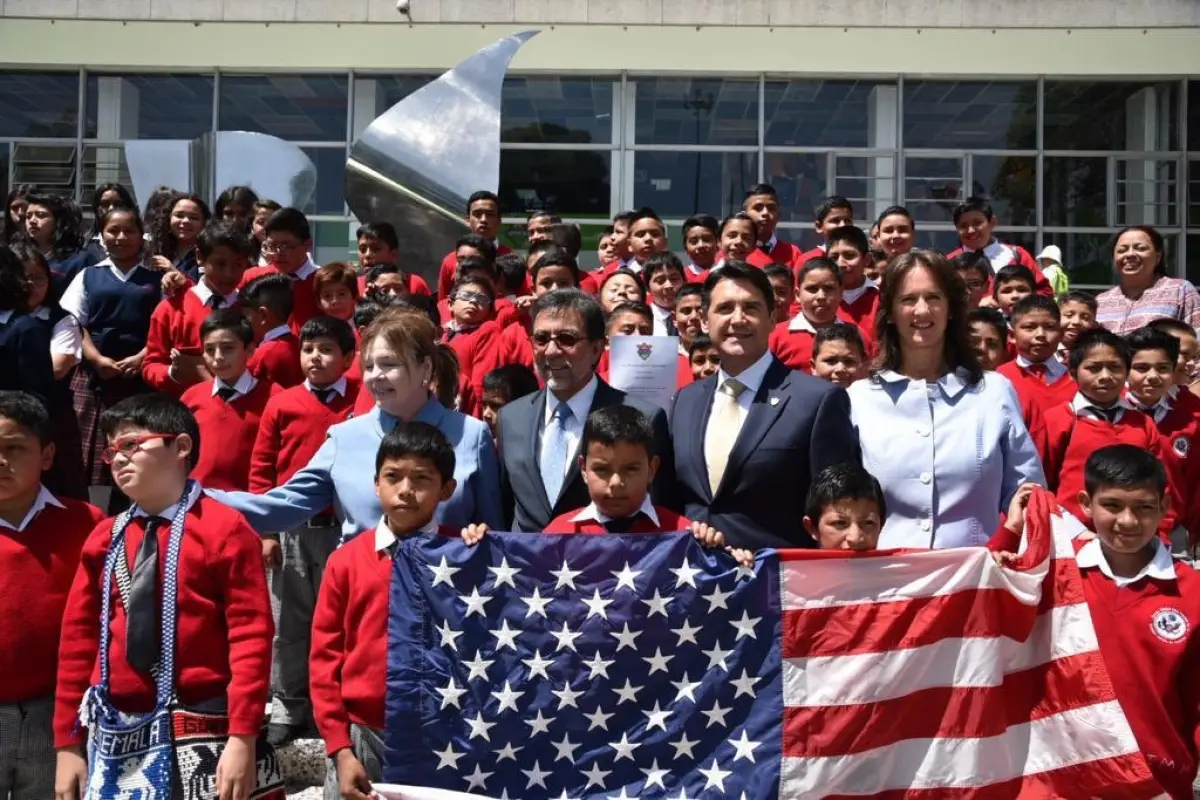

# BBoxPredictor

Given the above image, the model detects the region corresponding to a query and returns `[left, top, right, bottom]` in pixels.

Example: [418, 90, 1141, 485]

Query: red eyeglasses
[101, 434, 179, 465]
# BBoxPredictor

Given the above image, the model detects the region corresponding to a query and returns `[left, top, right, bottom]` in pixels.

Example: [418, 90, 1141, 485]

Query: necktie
[127, 516, 163, 674]
[208, 294, 223, 310]
[216, 384, 238, 402]
[540, 402, 574, 504]
[1027, 362, 1048, 385]
[604, 513, 642, 534]
[664, 314, 679, 338]
[706, 378, 747, 495]
[757, 242, 772, 255]
[313, 387, 336, 405]
[1086, 404, 1120, 423]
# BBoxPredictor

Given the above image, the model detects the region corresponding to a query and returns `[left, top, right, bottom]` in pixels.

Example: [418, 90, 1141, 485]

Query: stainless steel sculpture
[345, 30, 539, 286]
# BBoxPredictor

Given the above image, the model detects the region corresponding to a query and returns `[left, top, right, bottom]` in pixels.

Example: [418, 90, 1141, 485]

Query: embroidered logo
[1151, 607, 1189, 643]
[636, 343, 653, 361]
[1174, 437, 1189, 458]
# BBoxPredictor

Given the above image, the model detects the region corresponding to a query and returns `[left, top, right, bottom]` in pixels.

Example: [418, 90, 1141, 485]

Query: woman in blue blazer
[209, 307, 503, 541]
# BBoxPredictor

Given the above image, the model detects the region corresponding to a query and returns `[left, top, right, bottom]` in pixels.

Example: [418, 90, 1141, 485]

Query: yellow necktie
[706, 378, 747, 495]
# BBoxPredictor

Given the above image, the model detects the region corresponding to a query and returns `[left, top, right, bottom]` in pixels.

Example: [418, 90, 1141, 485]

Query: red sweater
[498, 321, 536, 372]
[0, 495, 104, 702]
[996, 360, 1079, 417]
[1155, 390, 1200, 539]
[143, 289, 238, 396]
[946, 242, 1052, 297]
[310, 525, 455, 754]
[240, 265, 320, 333]
[249, 380, 359, 493]
[182, 377, 282, 491]
[54, 496, 273, 746]
[443, 321, 502, 417]
[545, 505, 691, 534]
[436, 246, 514, 298]
[1081, 556, 1200, 799]
[768, 312, 857, 373]
[840, 283, 881, 332]
[249, 332, 304, 388]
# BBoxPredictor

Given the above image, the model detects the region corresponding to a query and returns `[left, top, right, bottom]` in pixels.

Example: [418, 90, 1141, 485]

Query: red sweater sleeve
[437, 253, 457, 299]
[216, 517, 275, 736]
[142, 301, 179, 395]
[248, 399, 283, 494]
[310, 554, 353, 754]
[1148, 423, 1185, 540]
[54, 520, 109, 747]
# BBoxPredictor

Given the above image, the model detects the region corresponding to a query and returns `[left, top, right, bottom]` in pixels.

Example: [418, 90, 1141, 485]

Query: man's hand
[55, 746, 88, 800]
[336, 749, 373, 800]
[216, 734, 256, 800]
[689, 521, 725, 550]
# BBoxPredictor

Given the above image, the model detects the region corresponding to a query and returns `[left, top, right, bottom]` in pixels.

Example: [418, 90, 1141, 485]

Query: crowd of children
[1, 178, 1200, 798]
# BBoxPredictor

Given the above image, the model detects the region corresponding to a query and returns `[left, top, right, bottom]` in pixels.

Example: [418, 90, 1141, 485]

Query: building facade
[1, 0, 1198, 284]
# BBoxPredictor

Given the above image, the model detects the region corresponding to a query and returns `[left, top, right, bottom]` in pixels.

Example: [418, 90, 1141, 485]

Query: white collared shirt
[306, 376, 347, 398]
[650, 303, 674, 337]
[705, 350, 774, 447]
[842, 278, 877, 307]
[1070, 391, 1132, 423]
[60, 258, 154, 327]
[1125, 388, 1174, 425]
[32, 305, 83, 358]
[261, 324, 291, 344]
[540, 375, 600, 480]
[1015, 354, 1069, 385]
[212, 370, 257, 400]
[293, 258, 318, 281]
[131, 480, 203, 521]
[374, 515, 439, 553]
[1076, 537, 1176, 588]
[759, 235, 779, 253]
[787, 313, 820, 335]
[570, 495, 660, 527]
[190, 281, 239, 310]
[0, 485, 66, 533]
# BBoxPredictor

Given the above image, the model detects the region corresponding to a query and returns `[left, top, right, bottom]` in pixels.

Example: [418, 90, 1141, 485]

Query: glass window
[635, 78, 759, 147]
[502, 78, 614, 145]
[85, 75, 213, 140]
[1187, 234, 1200, 286]
[1043, 81, 1179, 151]
[633, 151, 757, 219]
[358, 74, 435, 110]
[0, 72, 80, 139]
[913, 230, 975, 254]
[1047, 232, 1120, 286]
[218, 75, 348, 142]
[903, 81, 1036, 150]
[1043, 156, 1108, 227]
[297, 147, 348, 216]
[11, 143, 78, 197]
[763, 152, 829, 223]
[1189, 81, 1200, 152]
[312, 220, 354, 266]
[830, 154, 898, 225]
[765, 80, 895, 148]
[500, 222, 613, 272]
[81, 146, 132, 198]
[970, 155, 1036, 227]
[499, 150, 610, 219]
[770, 224, 822, 252]
[1189, 161, 1200, 228]
[903, 156, 964, 223]
[1114, 158, 1178, 227]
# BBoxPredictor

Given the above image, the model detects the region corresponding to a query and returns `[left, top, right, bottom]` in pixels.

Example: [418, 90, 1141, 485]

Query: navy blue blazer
[0, 311, 55, 410]
[670, 356, 860, 550]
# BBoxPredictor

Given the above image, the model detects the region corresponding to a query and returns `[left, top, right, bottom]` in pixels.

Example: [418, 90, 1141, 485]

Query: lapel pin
[769, 396, 780, 407]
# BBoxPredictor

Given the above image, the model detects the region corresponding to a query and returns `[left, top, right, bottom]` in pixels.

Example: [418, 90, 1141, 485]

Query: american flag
[383, 491, 1162, 799]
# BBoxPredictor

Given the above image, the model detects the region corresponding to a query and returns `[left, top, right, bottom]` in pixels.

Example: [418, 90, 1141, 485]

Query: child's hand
[336, 749, 373, 800]
[55, 746, 87, 800]
[461, 523, 489, 546]
[689, 521, 725, 550]
[160, 268, 188, 297]
[978, 295, 999, 309]
[728, 547, 755, 569]
[261, 537, 282, 569]
[216, 734, 255, 800]
[1004, 483, 1039, 534]
[991, 550, 1019, 568]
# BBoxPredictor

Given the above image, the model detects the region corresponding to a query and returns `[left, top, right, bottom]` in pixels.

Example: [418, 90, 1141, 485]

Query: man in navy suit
[496, 288, 674, 531]
[670, 261, 859, 549]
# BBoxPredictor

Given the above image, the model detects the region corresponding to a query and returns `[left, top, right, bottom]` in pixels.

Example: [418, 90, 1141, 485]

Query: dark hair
[813, 322, 866, 360]
[688, 332, 715, 357]
[1114, 225, 1167, 278]
[643, 251, 684, 284]
[951, 250, 993, 280]
[1084, 444, 1167, 498]
[629, 207, 664, 230]
[527, 241, 563, 265]
[495, 253, 527, 293]
[868, 247, 887, 262]
[353, 299, 390, 330]
[826, 224, 869, 254]
[482, 364, 539, 402]
[1146, 317, 1196, 339]
[366, 262, 403, 284]
[90, 183, 136, 236]
[599, 268, 645, 300]
[100, 393, 202, 470]
[607, 300, 653, 327]
[149, 192, 210, 259]
[240, 273, 295, 320]
[703, 260, 776, 316]
[994, 265, 1036, 296]
[797, 257, 840, 285]
[264, 207, 311, 242]
[804, 463, 888, 523]
[719, 212, 759, 242]
[214, 185, 260, 229]
[764, 264, 795, 289]
[533, 251, 581, 284]
[875, 250, 981, 384]
[612, 210, 637, 227]
[2, 185, 34, 245]
[876, 205, 914, 228]
[1010, 294, 1061, 324]
[1069, 328, 1132, 371]
[676, 283, 704, 304]
[356, 222, 400, 252]
[1060, 290, 1098, 313]
[23, 193, 86, 258]
[197, 222, 254, 260]
[582, 404, 656, 459]
[682, 214, 719, 238]
[467, 191, 500, 213]
[375, 420, 456, 482]
[550, 223, 583, 259]
[1125, 326, 1181, 363]
[952, 196, 995, 225]
[0, 389, 52, 444]
[968, 307, 1009, 340]
[527, 210, 562, 225]
[100, 205, 145, 239]
[744, 183, 778, 201]
[451, 274, 495, 301]
[455, 255, 496, 282]
[0, 247, 30, 311]
[456, 233, 497, 265]
[532, 289, 606, 342]
[313, 262, 360, 297]
[143, 186, 177, 226]
[815, 195, 853, 223]
[200, 308, 254, 346]
[300, 315, 356, 355]
[7, 243, 59, 308]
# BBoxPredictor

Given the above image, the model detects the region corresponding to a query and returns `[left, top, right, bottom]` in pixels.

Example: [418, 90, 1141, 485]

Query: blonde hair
[314, 261, 360, 297]
[360, 306, 461, 406]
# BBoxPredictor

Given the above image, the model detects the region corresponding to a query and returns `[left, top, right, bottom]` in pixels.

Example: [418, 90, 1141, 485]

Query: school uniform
[840, 279, 881, 332]
[1131, 387, 1200, 541]
[142, 282, 240, 396]
[1077, 537, 1200, 799]
[53, 485, 274, 748]
[181, 371, 282, 491]
[768, 313, 852, 373]
[28, 306, 87, 499]
[250, 324, 304, 388]
[946, 240, 1053, 296]
[436, 296, 518, 329]
[436, 244, 513, 298]
[545, 497, 690, 534]
[250, 377, 357, 732]
[0, 488, 103, 799]
[684, 264, 711, 284]
[46, 248, 99, 297]
[996, 356, 1078, 417]
[172, 248, 201, 283]
[241, 258, 321, 333]
[1043, 394, 1185, 538]
[443, 319, 502, 417]
[498, 318, 536, 371]
[580, 270, 604, 294]
[798, 244, 826, 266]
[0, 309, 55, 412]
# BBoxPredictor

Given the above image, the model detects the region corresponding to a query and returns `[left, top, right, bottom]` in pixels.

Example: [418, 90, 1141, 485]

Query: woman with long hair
[0, 245, 54, 406]
[148, 191, 210, 282]
[1, 184, 34, 246]
[215, 185, 259, 233]
[21, 193, 95, 294]
[84, 182, 136, 261]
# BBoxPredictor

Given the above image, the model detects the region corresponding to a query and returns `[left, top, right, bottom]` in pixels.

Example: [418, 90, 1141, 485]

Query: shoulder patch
[1173, 437, 1189, 458]
[1151, 607, 1189, 643]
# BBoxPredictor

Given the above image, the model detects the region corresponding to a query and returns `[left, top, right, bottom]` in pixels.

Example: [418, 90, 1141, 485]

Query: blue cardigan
[208, 398, 503, 540]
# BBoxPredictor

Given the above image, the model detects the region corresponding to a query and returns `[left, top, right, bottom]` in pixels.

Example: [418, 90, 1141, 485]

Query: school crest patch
[1151, 607, 1189, 643]
[637, 342, 653, 361]
[1173, 437, 1189, 458]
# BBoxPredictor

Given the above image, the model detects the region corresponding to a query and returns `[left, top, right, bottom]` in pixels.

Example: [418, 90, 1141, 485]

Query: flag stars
[671, 619, 702, 646]
[464, 763, 493, 791]
[436, 620, 462, 652]
[464, 712, 494, 742]
[730, 670, 759, 699]
[643, 701, 672, 732]
[494, 742, 522, 762]
[552, 682, 583, 710]
[642, 647, 673, 675]
[427, 555, 460, 588]
[611, 561, 642, 592]
[608, 732, 641, 762]
[699, 759, 732, 792]
[729, 610, 760, 641]
[487, 556, 520, 589]
[463, 652, 493, 681]
[641, 759, 669, 790]
[728, 729, 761, 763]
[522, 649, 554, 681]
[584, 650, 615, 680]
[702, 701, 732, 728]
[522, 760, 551, 790]
[669, 733, 699, 761]
[584, 705, 614, 731]
[612, 679, 642, 705]
[703, 584, 731, 611]
[610, 622, 641, 651]
[642, 589, 672, 617]
[581, 762, 611, 790]
[489, 619, 520, 651]
[551, 622, 582, 653]
[671, 675, 700, 704]
[460, 586, 492, 618]
[521, 586, 552, 618]
[702, 641, 734, 672]
[551, 559, 582, 590]
[525, 710, 554, 736]
[436, 677, 466, 710]
[491, 680, 523, 714]
[670, 559, 702, 588]
[582, 588, 612, 620]
[551, 733, 581, 764]
[434, 742, 463, 771]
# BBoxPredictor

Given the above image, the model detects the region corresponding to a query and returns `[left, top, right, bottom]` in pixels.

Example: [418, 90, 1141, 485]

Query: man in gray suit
[496, 289, 674, 531]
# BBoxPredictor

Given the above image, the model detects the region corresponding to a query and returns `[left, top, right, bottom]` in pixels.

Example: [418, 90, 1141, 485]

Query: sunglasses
[453, 291, 493, 306]
[531, 331, 586, 349]
[101, 434, 179, 465]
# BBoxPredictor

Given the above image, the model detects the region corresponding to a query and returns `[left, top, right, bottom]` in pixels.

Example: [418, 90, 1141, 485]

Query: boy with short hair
[436, 191, 509, 298]
[967, 308, 1010, 371]
[948, 196, 1051, 295]
[250, 315, 359, 746]
[240, 206, 321, 331]
[443, 275, 502, 416]
[356, 222, 431, 299]
[314, 261, 359, 323]
[810, 323, 868, 390]
[769, 258, 854, 372]
[55, 394, 273, 800]
[763, 264, 795, 324]
[0, 392, 103, 799]
[743, 184, 806, 270]
[799, 195, 855, 265]
[143, 223, 252, 396]
[310, 422, 459, 798]
[364, 263, 412, 304]
[596, 301, 654, 385]
[688, 334, 720, 382]
[802, 462, 886, 550]
[952, 251, 994, 310]
[865, 248, 887, 283]
[682, 214, 720, 282]
[495, 252, 529, 306]
[993, 264, 1037, 318]
[1058, 290, 1098, 359]
[498, 251, 580, 370]
[826, 224, 879, 331]
[182, 309, 282, 491]
[644, 252, 686, 335]
[622, 208, 669, 276]
[1148, 317, 1200, 388]
[242, 273, 304, 388]
[606, 210, 636, 269]
[997, 295, 1078, 416]
[479, 364, 538, 440]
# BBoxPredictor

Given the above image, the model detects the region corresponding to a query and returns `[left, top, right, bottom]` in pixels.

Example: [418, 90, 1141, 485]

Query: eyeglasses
[453, 291, 493, 306]
[261, 242, 300, 256]
[101, 434, 179, 465]
[531, 331, 586, 349]
[964, 280, 988, 292]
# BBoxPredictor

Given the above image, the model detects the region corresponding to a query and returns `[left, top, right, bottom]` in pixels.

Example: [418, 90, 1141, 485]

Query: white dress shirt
[1070, 391, 1133, 424]
[212, 370, 257, 401]
[570, 495, 661, 527]
[1076, 537, 1175, 588]
[374, 515, 439, 553]
[261, 324, 292, 344]
[131, 480, 203, 519]
[704, 350, 773, 448]
[650, 303, 674, 337]
[0, 485, 65, 533]
[190, 281, 239, 309]
[1015, 353, 1069, 385]
[306, 376, 348, 398]
[848, 368, 1046, 549]
[841, 278, 878, 308]
[539, 375, 599, 480]
[32, 306, 82, 358]
[60, 258, 154, 327]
